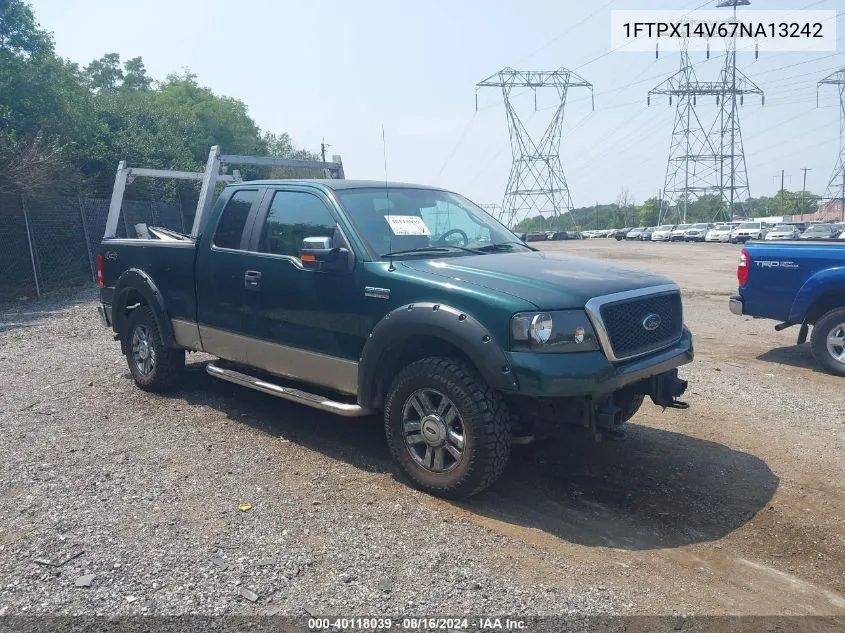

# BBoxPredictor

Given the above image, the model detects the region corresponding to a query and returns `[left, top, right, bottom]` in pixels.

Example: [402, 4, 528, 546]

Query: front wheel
[124, 306, 185, 392]
[384, 357, 511, 498]
[614, 390, 645, 423]
[810, 308, 845, 376]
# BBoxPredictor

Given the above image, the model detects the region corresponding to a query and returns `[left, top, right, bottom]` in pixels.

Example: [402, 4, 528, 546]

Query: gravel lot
[0, 240, 843, 619]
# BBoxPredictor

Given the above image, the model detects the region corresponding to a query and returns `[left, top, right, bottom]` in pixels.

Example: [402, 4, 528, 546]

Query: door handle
[244, 270, 262, 290]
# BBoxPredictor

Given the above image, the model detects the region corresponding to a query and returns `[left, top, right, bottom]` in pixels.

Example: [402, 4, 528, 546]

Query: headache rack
[103, 145, 345, 240]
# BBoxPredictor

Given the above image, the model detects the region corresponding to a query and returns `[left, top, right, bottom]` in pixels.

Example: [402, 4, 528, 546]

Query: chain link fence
[0, 193, 192, 303]
[0, 162, 333, 303]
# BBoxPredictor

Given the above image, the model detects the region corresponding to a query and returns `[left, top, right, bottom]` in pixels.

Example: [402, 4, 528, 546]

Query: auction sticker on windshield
[385, 215, 431, 236]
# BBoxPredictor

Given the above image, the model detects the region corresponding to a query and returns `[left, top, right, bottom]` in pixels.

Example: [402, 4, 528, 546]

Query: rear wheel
[124, 306, 185, 392]
[811, 307, 845, 377]
[384, 357, 510, 498]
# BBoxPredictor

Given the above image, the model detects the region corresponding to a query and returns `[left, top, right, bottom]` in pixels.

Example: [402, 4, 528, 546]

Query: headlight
[510, 310, 599, 353]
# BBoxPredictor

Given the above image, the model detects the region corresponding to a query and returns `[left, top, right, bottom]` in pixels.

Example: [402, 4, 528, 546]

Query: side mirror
[300, 236, 349, 272]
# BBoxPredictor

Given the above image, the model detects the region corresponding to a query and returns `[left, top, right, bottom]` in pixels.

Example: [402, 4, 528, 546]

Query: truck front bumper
[729, 295, 743, 316]
[506, 327, 694, 398]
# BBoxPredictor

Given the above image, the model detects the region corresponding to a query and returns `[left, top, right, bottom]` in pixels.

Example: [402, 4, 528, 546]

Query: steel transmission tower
[713, 0, 763, 219]
[818, 67, 845, 219]
[476, 68, 593, 228]
[650, 0, 763, 223]
[649, 38, 719, 224]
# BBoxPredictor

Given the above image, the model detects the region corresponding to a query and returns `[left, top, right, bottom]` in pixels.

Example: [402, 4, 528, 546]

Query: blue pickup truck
[729, 241, 845, 375]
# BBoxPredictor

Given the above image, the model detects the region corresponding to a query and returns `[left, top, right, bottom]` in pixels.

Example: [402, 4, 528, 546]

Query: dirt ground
[0, 239, 843, 620]
[505, 240, 845, 614]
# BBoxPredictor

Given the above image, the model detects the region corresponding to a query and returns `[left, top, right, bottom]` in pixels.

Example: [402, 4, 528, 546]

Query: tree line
[0, 0, 317, 201]
[514, 189, 823, 233]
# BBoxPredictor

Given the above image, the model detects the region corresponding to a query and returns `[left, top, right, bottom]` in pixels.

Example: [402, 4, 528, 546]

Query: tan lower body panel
[197, 324, 359, 395]
[171, 318, 204, 352]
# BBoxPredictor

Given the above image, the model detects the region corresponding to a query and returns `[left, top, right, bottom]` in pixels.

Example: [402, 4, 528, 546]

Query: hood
[400, 251, 673, 309]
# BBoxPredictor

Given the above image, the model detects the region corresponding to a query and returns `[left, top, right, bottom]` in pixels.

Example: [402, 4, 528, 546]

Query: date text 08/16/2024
[307, 618, 528, 630]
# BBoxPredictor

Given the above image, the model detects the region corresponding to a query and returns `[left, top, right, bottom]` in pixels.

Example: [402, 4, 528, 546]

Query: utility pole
[773, 170, 790, 218]
[595, 200, 599, 230]
[658, 189, 663, 225]
[320, 139, 330, 164]
[800, 167, 811, 219]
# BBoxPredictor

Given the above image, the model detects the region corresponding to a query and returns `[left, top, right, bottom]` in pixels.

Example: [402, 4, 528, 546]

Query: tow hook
[649, 369, 690, 410]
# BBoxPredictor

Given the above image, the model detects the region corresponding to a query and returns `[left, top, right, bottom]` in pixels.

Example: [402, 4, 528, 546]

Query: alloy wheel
[401, 388, 465, 474]
[826, 322, 845, 365]
[131, 324, 156, 376]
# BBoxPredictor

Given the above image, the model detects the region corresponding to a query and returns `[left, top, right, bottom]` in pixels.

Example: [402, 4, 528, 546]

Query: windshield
[738, 222, 760, 229]
[806, 225, 831, 233]
[675, 224, 691, 230]
[334, 187, 527, 258]
[690, 224, 708, 229]
[773, 225, 792, 231]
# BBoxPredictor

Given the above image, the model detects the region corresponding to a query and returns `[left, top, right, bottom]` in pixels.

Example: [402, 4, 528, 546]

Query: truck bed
[99, 238, 198, 323]
[739, 240, 845, 322]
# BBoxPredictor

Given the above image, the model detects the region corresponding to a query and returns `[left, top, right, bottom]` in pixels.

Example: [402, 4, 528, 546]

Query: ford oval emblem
[642, 313, 661, 331]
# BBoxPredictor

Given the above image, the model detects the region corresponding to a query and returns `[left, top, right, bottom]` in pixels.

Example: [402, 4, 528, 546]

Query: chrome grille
[586, 286, 684, 361]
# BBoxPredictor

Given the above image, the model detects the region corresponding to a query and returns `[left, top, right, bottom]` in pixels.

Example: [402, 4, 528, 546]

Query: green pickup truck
[96, 178, 693, 498]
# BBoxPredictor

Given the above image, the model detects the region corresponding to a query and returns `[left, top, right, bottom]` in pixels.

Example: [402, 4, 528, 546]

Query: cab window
[213, 189, 258, 249]
[258, 191, 336, 259]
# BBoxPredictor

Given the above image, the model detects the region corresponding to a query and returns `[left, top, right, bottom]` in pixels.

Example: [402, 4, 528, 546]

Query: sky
[29, 0, 845, 213]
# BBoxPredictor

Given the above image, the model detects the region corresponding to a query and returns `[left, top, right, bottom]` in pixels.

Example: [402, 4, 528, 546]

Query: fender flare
[112, 268, 176, 352]
[358, 302, 519, 408]
[789, 266, 845, 323]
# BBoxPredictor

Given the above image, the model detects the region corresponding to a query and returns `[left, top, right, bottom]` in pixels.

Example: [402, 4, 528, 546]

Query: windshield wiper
[381, 246, 483, 258]
[475, 241, 535, 252]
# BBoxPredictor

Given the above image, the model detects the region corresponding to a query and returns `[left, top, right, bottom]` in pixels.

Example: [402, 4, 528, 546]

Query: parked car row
[521, 230, 584, 242]
[580, 221, 845, 244]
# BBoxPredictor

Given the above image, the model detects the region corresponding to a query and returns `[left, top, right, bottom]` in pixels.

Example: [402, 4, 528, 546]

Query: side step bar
[206, 362, 373, 418]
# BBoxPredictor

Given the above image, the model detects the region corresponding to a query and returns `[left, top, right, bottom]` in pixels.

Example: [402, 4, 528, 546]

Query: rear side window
[214, 190, 258, 249]
[258, 191, 336, 259]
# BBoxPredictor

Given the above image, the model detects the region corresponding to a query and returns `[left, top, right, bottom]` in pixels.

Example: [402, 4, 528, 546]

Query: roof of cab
[226, 179, 444, 191]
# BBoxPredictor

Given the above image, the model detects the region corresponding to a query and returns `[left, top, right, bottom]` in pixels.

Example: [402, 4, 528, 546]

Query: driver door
[239, 187, 365, 395]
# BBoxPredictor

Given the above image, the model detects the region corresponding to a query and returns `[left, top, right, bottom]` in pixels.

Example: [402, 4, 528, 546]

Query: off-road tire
[384, 357, 511, 499]
[124, 306, 185, 392]
[614, 390, 645, 423]
[810, 307, 845, 377]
